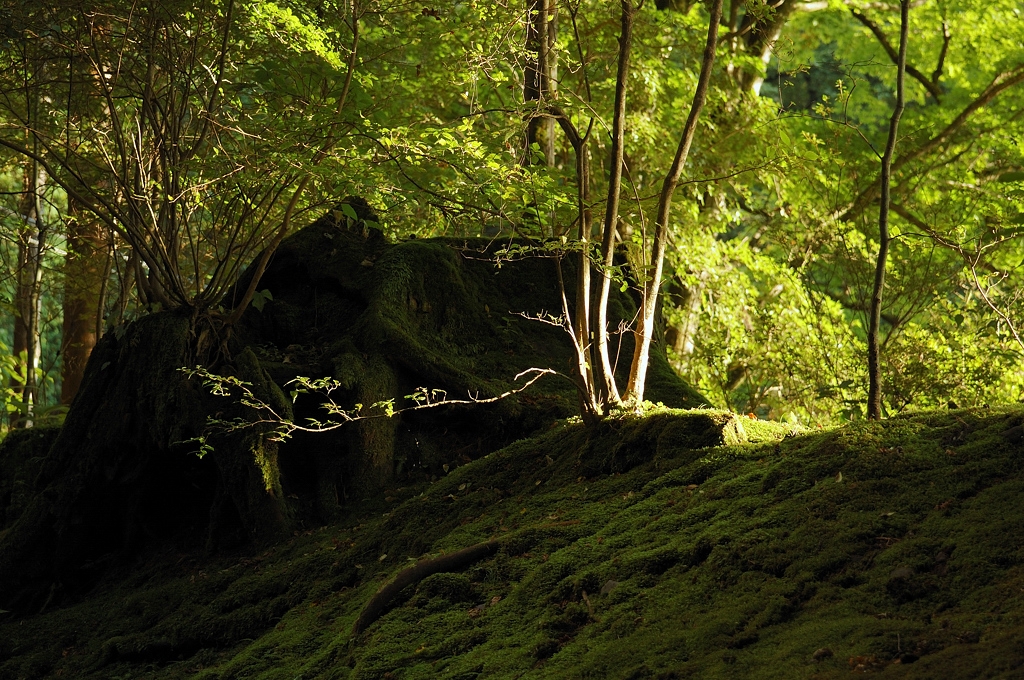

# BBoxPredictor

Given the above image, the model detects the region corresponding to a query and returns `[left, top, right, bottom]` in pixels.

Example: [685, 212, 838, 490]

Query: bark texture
[60, 202, 108, 404]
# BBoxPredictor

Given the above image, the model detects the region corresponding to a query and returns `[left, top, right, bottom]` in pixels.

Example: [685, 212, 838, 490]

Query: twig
[182, 366, 557, 450]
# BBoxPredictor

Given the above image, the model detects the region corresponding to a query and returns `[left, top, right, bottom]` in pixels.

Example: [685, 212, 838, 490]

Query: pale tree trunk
[12, 159, 47, 426]
[61, 197, 109, 404]
[665, 272, 707, 365]
[723, 1, 817, 95]
[625, 0, 723, 405]
[569, 123, 597, 419]
[592, 0, 635, 408]
[867, 0, 909, 420]
[549, 108, 598, 419]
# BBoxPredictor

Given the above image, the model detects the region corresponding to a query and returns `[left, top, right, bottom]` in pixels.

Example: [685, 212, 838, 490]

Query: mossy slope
[3, 407, 1024, 679]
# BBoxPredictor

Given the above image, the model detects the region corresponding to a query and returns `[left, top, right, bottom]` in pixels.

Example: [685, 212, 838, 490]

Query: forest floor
[2, 405, 1024, 679]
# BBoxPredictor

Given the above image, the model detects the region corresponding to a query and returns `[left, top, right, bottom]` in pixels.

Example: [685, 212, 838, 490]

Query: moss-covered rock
[231, 211, 708, 510]
[0, 312, 292, 611]
[0, 209, 709, 613]
[0, 426, 60, 530]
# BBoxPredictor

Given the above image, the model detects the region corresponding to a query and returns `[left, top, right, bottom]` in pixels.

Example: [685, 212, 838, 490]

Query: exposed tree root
[351, 540, 500, 635]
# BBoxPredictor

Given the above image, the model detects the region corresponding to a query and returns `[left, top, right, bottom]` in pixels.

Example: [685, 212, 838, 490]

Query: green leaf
[341, 203, 359, 221]
[997, 172, 1024, 182]
[252, 289, 273, 312]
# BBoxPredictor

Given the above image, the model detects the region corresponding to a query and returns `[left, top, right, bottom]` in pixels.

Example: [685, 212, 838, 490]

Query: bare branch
[931, 21, 950, 85]
[183, 366, 558, 447]
[840, 64, 1024, 223]
[850, 8, 943, 100]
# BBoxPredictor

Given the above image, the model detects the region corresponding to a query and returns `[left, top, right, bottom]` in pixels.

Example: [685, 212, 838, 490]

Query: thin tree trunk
[665, 272, 707, 363]
[550, 107, 598, 420]
[11, 151, 48, 425]
[625, 0, 723, 405]
[61, 198, 107, 404]
[525, 0, 557, 167]
[867, 0, 909, 420]
[12, 167, 34, 403]
[572, 126, 597, 419]
[593, 0, 635, 408]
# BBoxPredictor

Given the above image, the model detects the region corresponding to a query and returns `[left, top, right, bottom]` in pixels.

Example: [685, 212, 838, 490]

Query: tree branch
[839, 64, 1024, 223]
[931, 21, 950, 85]
[850, 8, 942, 100]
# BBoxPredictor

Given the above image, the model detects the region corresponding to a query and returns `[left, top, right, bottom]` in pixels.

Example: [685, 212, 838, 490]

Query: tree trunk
[61, 198, 109, 404]
[593, 0, 635, 408]
[11, 159, 46, 426]
[665, 273, 706, 364]
[525, 0, 557, 167]
[570, 132, 598, 420]
[867, 0, 909, 420]
[625, 0, 723, 405]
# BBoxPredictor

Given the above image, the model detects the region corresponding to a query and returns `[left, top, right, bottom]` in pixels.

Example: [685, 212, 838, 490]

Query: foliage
[0, 0, 1022, 420]
[180, 364, 555, 456]
[667, 228, 866, 424]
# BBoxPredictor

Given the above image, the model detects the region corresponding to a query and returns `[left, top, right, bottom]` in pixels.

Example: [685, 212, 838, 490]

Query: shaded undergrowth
[3, 406, 1024, 679]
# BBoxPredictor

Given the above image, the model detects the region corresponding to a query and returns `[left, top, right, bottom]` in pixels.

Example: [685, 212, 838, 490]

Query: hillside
[3, 406, 1023, 679]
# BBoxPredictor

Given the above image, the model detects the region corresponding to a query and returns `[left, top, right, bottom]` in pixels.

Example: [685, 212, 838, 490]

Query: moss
[739, 417, 800, 443]
[7, 403, 1024, 679]
[414, 573, 477, 604]
[234, 347, 292, 497]
[352, 355, 400, 495]
[0, 425, 60, 529]
[233, 218, 709, 503]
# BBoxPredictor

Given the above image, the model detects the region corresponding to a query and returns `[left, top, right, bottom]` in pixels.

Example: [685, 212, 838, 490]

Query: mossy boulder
[0, 207, 708, 612]
[0, 312, 296, 612]
[0, 426, 60, 530]
[229, 209, 708, 512]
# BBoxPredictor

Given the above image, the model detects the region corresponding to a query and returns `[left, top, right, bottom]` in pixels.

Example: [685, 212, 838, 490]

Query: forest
[0, 0, 1023, 678]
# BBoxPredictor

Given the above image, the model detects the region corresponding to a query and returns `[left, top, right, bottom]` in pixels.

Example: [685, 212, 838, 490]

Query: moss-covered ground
[3, 406, 1024, 679]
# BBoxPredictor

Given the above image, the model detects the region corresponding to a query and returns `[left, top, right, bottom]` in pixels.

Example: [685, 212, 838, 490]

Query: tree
[867, 0, 909, 419]
[506, 0, 727, 419]
[60, 198, 107, 404]
[0, 0, 349, 324]
[623, 0, 723, 405]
